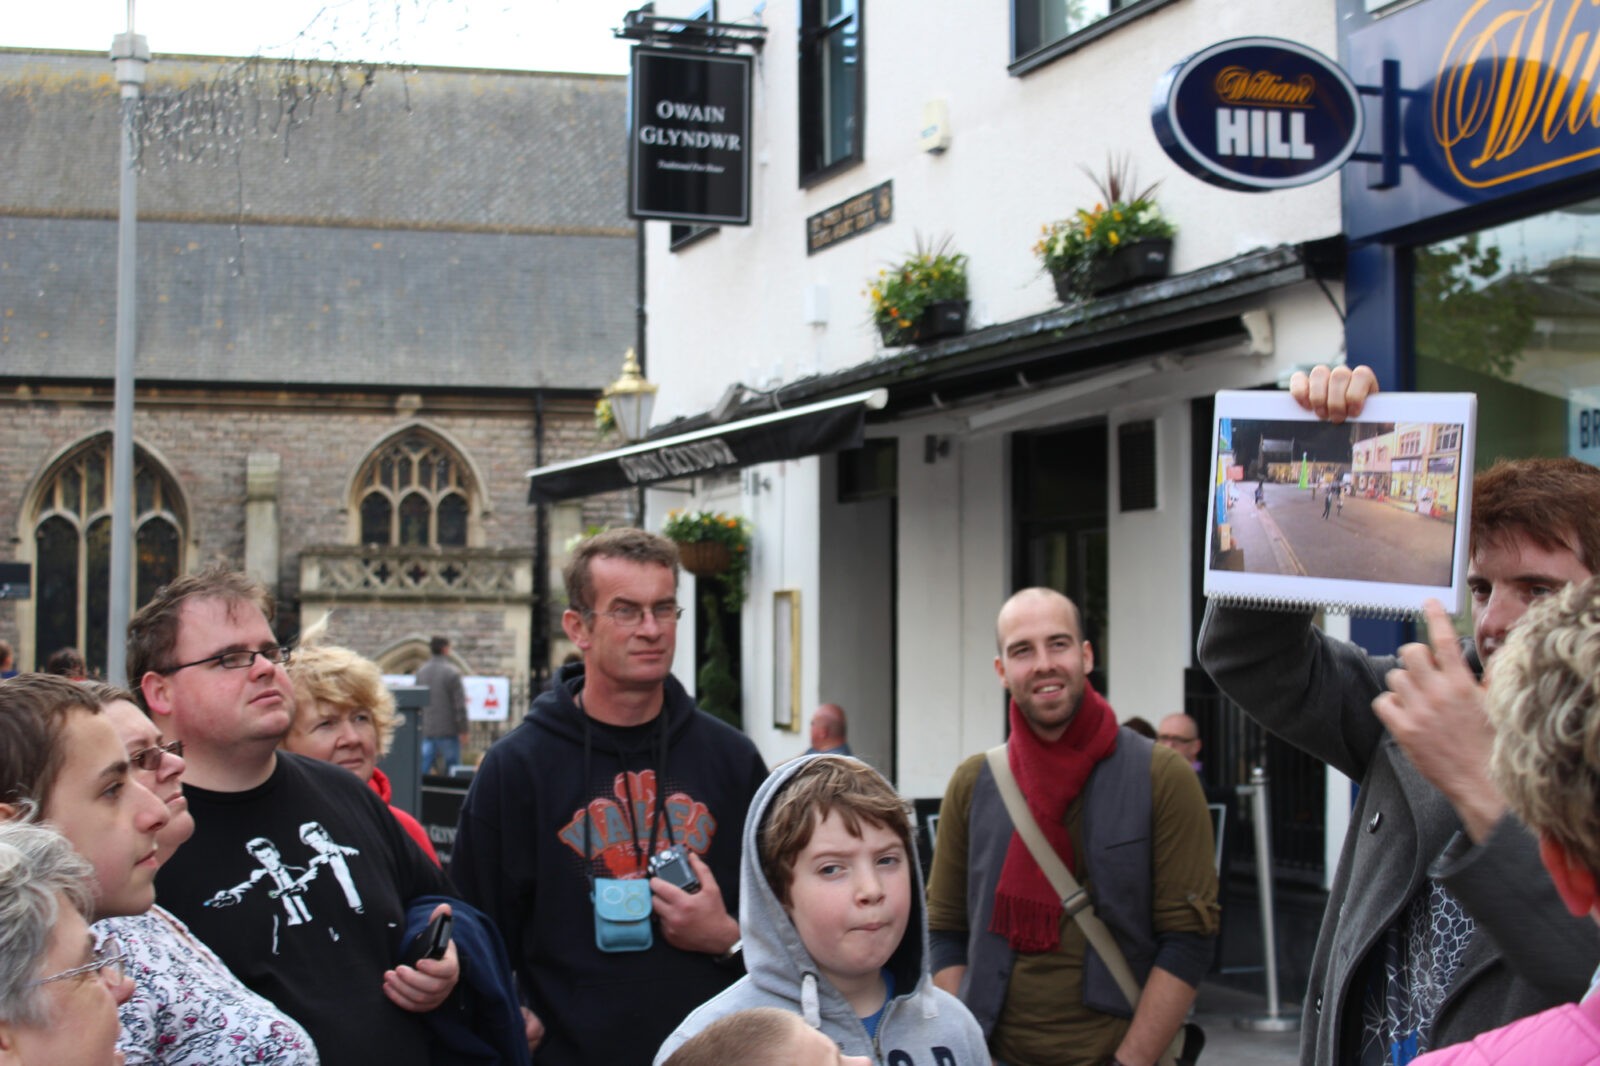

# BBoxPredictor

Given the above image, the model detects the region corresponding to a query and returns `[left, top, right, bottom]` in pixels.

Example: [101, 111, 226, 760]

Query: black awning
[527, 389, 887, 503]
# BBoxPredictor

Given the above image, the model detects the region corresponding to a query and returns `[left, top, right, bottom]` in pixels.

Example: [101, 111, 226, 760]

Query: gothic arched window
[355, 432, 474, 548]
[32, 439, 184, 675]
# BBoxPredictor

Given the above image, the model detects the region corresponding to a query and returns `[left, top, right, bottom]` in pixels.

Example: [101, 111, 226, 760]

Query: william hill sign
[1152, 37, 1364, 192]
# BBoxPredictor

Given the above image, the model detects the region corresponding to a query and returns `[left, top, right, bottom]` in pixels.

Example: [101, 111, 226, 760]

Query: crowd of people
[1, 362, 1599, 1066]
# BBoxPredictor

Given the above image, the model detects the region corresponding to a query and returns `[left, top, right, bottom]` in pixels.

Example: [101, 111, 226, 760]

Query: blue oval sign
[1152, 37, 1364, 192]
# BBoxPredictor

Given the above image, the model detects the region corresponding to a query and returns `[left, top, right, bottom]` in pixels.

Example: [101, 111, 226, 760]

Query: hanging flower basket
[1035, 156, 1176, 305]
[661, 510, 753, 611]
[677, 540, 733, 577]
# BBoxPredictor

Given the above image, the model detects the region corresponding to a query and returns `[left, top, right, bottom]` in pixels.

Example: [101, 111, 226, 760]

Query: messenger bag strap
[986, 744, 1186, 1066]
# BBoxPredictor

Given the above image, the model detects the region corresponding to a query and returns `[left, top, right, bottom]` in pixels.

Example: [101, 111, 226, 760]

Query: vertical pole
[107, 26, 149, 686]
[1235, 766, 1300, 1032]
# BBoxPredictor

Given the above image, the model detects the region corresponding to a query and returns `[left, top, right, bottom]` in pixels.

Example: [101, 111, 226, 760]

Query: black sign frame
[630, 47, 753, 226]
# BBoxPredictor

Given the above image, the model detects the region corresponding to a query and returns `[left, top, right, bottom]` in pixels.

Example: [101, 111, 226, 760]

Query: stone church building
[0, 48, 634, 736]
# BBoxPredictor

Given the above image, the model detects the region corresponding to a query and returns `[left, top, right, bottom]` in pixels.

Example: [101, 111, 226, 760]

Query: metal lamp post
[107, 11, 149, 686]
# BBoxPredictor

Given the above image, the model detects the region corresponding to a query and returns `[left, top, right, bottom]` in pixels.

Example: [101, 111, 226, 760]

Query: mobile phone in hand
[401, 912, 453, 967]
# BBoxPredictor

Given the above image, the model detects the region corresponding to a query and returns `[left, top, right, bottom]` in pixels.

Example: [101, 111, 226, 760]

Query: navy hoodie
[452, 663, 768, 1065]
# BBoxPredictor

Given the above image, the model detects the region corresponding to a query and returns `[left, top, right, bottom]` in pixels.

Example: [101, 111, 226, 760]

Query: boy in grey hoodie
[655, 755, 988, 1064]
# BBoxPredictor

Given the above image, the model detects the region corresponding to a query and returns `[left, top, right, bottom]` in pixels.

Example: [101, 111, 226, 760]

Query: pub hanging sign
[1151, 37, 1364, 193]
[630, 47, 752, 225]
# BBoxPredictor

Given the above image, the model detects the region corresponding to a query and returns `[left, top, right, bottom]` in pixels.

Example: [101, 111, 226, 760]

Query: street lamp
[603, 348, 657, 443]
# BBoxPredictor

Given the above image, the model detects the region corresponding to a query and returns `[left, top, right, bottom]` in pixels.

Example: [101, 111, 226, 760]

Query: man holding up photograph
[1198, 364, 1600, 1066]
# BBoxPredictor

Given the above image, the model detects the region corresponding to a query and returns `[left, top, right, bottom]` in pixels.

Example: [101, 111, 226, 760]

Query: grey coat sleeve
[1195, 600, 1395, 782]
[449, 668, 468, 732]
[1433, 814, 1600, 1002]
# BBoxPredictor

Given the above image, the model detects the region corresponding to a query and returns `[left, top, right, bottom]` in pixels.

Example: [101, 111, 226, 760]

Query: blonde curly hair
[1486, 576, 1600, 874]
[283, 617, 398, 756]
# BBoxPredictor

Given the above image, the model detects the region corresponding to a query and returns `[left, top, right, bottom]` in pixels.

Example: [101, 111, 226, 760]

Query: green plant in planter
[661, 509, 752, 612]
[866, 235, 969, 346]
[1035, 156, 1175, 302]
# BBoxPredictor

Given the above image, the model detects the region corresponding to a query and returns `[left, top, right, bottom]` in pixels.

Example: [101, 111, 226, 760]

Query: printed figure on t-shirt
[207, 837, 314, 926]
[298, 820, 364, 913]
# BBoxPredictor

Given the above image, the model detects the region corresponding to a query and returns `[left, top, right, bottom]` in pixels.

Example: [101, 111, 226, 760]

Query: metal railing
[1185, 667, 1325, 882]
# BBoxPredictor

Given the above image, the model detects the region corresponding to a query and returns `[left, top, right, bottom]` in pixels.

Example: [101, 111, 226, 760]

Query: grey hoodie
[654, 755, 989, 1065]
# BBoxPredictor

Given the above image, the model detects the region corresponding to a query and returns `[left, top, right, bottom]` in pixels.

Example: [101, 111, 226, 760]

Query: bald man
[805, 702, 852, 757]
[1156, 713, 1202, 772]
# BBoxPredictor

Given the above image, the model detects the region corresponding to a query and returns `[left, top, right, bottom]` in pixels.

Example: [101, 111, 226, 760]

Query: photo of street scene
[1209, 416, 1462, 587]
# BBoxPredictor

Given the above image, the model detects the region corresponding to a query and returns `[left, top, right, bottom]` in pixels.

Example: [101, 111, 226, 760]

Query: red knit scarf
[988, 683, 1119, 953]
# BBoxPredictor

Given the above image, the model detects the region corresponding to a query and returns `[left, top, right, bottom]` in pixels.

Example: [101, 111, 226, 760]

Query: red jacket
[370, 767, 440, 865]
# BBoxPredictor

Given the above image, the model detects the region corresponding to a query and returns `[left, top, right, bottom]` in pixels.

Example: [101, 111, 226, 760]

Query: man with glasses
[1156, 713, 1203, 772]
[454, 528, 768, 1065]
[129, 566, 458, 1066]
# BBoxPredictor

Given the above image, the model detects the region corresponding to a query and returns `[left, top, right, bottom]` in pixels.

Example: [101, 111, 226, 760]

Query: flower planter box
[676, 540, 732, 577]
[878, 299, 970, 347]
[1089, 238, 1172, 295]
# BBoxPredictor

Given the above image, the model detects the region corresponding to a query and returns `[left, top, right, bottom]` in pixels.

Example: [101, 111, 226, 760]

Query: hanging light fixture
[603, 347, 658, 443]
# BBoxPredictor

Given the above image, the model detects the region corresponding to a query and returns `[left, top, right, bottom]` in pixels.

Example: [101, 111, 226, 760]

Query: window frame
[798, 0, 865, 188]
[1008, 0, 1180, 77]
[354, 431, 476, 549]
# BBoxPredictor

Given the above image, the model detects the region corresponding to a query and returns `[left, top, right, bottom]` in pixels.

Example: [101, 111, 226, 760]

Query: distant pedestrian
[1254, 481, 1265, 507]
[415, 636, 468, 776]
[1322, 484, 1335, 520]
[1336, 484, 1345, 516]
[44, 645, 87, 679]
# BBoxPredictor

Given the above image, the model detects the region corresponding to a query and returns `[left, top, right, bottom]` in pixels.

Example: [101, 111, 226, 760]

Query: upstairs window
[1011, 0, 1176, 73]
[356, 432, 473, 548]
[799, 0, 862, 185]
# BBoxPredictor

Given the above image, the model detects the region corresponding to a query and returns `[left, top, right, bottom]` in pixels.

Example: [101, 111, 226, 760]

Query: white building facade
[617, 0, 1348, 817]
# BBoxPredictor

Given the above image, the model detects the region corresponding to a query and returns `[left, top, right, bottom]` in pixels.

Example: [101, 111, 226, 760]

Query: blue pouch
[593, 877, 653, 953]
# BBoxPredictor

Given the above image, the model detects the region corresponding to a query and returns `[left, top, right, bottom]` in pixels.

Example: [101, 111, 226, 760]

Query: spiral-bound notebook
[1204, 390, 1477, 618]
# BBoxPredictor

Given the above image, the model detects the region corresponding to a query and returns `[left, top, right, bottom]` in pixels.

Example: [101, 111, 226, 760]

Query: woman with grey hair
[0, 819, 132, 1065]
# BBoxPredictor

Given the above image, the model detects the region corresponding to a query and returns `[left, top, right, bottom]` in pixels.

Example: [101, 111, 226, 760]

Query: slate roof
[0, 49, 635, 390]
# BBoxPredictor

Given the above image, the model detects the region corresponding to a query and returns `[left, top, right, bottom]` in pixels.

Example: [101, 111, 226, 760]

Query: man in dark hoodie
[453, 528, 768, 1065]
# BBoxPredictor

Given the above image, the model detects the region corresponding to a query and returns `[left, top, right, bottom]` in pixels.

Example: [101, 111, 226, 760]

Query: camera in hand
[649, 846, 701, 894]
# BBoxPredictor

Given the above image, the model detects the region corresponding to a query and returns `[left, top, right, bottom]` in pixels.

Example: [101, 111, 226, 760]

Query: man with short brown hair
[1198, 365, 1600, 1065]
[454, 528, 768, 1065]
[133, 565, 458, 1065]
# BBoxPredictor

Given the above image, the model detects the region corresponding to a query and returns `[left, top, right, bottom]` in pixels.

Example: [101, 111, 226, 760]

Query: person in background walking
[415, 636, 468, 776]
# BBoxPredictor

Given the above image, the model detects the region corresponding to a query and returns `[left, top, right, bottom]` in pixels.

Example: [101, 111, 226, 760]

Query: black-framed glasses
[128, 739, 184, 772]
[158, 646, 292, 675]
[585, 603, 684, 627]
[32, 934, 126, 988]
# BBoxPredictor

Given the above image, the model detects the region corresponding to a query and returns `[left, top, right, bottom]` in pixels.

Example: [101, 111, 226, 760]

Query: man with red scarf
[926, 588, 1219, 1066]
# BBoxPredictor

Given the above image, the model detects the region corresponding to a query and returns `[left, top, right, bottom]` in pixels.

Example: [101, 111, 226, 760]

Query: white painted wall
[643, 0, 1341, 426]
[639, 0, 1346, 808]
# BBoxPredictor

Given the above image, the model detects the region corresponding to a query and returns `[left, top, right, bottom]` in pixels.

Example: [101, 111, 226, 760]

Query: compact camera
[649, 846, 701, 894]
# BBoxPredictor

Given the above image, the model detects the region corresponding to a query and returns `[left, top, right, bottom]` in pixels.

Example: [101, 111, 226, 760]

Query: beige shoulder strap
[986, 744, 1184, 1066]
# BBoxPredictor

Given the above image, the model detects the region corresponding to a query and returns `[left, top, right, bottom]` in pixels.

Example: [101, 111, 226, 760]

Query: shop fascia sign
[1152, 37, 1365, 192]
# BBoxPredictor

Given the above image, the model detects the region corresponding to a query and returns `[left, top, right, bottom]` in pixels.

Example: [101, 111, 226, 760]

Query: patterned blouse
[94, 906, 319, 1065]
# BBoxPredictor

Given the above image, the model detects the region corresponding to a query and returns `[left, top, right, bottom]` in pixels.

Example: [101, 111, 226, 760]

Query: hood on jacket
[526, 660, 700, 752]
[739, 753, 937, 1029]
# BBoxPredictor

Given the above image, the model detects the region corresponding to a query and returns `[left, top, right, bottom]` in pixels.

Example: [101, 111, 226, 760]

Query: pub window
[1011, 0, 1176, 73]
[798, 0, 863, 185]
[31, 436, 184, 677]
[355, 431, 475, 548]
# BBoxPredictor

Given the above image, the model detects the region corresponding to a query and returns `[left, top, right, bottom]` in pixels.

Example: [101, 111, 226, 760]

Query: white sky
[6, 0, 634, 75]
